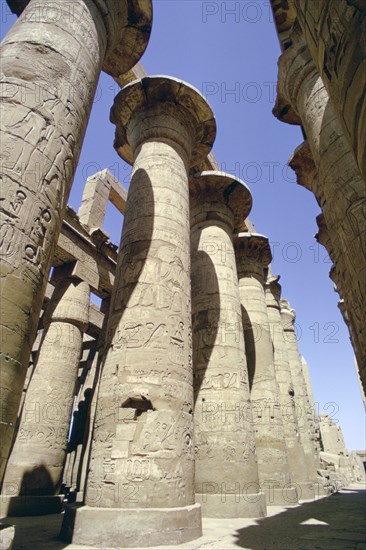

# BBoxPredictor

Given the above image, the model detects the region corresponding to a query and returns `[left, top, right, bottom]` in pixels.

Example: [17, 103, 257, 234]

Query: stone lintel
[190, 170, 252, 229]
[53, 212, 117, 299]
[111, 75, 216, 166]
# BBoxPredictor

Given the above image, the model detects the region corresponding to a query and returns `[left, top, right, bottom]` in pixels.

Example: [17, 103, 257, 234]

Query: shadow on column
[241, 304, 256, 392]
[75, 167, 154, 509]
[192, 250, 220, 404]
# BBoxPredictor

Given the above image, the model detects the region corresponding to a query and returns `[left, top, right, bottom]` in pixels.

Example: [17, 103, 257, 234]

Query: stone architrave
[234, 234, 296, 506]
[1, 270, 90, 516]
[60, 76, 216, 548]
[0, 0, 152, 481]
[190, 171, 266, 518]
[265, 276, 318, 500]
[280, 299, 324, 498]
[274, 24, 366, 397]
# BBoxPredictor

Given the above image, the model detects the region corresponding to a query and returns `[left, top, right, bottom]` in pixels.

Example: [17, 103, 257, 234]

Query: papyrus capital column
[0, 0, 152, 482]
[274, 23, 366, 401]
[265, 275, 316, 500]
[190, 172, 266, 518]
[1, 270, 90, 516]
[61, 76, 216, 548]
[280, 298, 323, 496]
[234, 235, 296, 505]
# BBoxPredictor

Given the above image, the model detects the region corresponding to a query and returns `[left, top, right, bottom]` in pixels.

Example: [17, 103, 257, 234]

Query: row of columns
[0, 0, 153, 480]
[273, 22, 366, 397]
[1, 71, 325, 547]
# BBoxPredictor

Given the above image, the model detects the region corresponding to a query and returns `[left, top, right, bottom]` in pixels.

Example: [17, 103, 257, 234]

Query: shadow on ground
[234, 487, 366, 549]
[1, 485, 365, 549]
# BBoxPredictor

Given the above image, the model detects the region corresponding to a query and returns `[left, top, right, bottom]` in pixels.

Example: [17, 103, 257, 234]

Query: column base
[60, 502, 202, 548]
[195, 491, 266, 518]
[0, 495, 64, 517]
[263, 486, 298, 506]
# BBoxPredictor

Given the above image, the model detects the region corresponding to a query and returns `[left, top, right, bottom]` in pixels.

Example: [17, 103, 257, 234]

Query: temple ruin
[0, 0, 365, 548]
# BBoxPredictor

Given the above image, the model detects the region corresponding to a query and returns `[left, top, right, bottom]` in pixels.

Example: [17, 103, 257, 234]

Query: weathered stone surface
[190, 172, 265, 518]
[61, 76, 216, 547]
[234, 234, 296, 505]
[274, 23, 366, 400]
[280, 299, 324, 499]
[265, 275, 311, 501]
[0, 0, 152, 482]
[293, 0, 366, 187]
[78, 170, 127, 231]
[1, 273, 90, 516]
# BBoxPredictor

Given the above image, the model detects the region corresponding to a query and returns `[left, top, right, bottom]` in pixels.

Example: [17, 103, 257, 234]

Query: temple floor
[1, 484, 365, 550]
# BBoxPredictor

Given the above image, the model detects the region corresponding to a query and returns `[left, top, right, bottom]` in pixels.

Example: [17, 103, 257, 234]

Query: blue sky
[1, 0, 365, 450]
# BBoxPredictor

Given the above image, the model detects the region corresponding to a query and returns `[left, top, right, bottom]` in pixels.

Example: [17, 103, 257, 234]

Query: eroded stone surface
[190, 172, 265, 518]
[61, 76, 216, 547]
[1, 274, 90, 515]
[234, 234, 294, 505]
[0, 0, 152, 482]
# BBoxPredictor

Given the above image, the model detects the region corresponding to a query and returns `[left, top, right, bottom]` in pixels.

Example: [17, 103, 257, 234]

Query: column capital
[102, 0, 153, 78]
[280, 298, 296, 330]
[234, 233, 272, 279]
[110, 75, 216, 166]
[289, 140, 318, 194]
[189, 170, 252, 230]
[265, 273, 282, 308]
[273, 24, 315, 123]
[5, 0, 153, 79]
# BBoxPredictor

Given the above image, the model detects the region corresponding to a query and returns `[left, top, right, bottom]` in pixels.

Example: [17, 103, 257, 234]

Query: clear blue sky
[1, 0, 365, 450]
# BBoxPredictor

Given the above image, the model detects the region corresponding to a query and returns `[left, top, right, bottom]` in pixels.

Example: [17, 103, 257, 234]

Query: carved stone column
[1, 270, 90, 515]
[274, 24, 366, 398]
[61, 76, 216, 548]
[0, 0, 152, 481]
[293, 0, 366, 186]
[234, 234, 296, 506]
[265, 276, 316, 500]
[280, 299, 324, 498]
[190, 172, 266, 518]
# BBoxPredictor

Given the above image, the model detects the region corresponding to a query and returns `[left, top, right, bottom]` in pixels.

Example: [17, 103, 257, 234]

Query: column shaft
[274, 26, 366, 394]
[1, 277, 90, 515]
[191, 172, 265, 518]
[0, 0, 152, 481]
[235, 235, 295, 505]
[61, 76, 216, 548]
[265, 279, 317, 500]
[280, 300, 323, 498]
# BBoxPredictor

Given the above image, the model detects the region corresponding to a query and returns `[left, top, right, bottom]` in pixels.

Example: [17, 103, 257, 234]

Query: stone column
[61, 76, 216, 548]
[1, 270, 90, 516]
[293, 0, 366, 185]
[280, 299, 324, 498]
[234, 234, 296, 506]
[265, 276, 318, 500]
[301, 357, 321, 454]
[190, 171, 266, 518]
[0, 0, 152, 481]
[274, 24, 366, 398]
